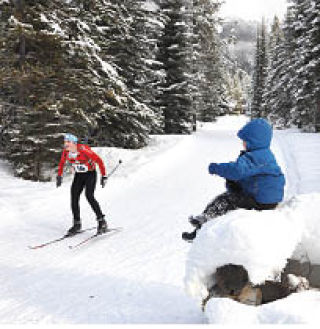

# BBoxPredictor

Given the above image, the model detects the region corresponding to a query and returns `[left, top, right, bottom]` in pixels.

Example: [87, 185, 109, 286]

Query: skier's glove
[56, 176, 62, 187]
[101, 176, 108, 188]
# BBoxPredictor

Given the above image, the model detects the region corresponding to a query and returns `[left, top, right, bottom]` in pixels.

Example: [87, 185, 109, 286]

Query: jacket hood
[237, 118, 272, 150]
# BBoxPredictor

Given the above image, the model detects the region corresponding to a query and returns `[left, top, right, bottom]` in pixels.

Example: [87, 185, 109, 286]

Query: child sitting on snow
[182, 118, 285, 242]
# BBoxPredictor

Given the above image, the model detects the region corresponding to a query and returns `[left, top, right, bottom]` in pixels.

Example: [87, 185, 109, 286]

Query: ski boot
[66, 220, 82, 236]
[182, 228, 198, 242]
[97, 216, 108, 235]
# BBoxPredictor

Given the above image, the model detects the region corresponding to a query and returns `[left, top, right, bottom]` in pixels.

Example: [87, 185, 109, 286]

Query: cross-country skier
[56, 133, 108, 236]
[182, 118, 285, 242]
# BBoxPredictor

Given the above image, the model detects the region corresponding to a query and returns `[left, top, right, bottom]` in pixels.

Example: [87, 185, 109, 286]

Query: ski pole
[108, 159, 122, 178]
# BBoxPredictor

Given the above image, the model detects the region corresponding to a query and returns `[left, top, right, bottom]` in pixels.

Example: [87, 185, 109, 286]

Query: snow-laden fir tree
[262, 16, 289, 125]
[292, 0, 320, 131]
[263, 0, 320, 131]
[192, 0, 227, 122]
[103, 0, 166, 134]
[221, 37, 252, 116]
[286, 0, 313, 128]
[251, 18, 268, 118]
[226, 70, 248, 114]
[54, 0, 154, 148]
[139, 0, 171, 130]
[266, 5, 298, 126]
[308, 0, 320, 131]
[0, 0, 88, 180]
[156, 0, 193, 134]
[139, 1, 168, 133]
[0, 0, 154, 180]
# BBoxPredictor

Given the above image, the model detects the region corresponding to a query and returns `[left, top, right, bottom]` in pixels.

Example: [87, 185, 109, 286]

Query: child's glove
[208, 163, 218, 175]
[226, 179, 242, 192]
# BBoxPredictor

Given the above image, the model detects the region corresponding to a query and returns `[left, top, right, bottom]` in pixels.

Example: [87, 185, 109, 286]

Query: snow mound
[205, 290, 320, 324]
[184, 193, 320, 303]
[291, 193, 320, 264]
[205, 298, 258, 324]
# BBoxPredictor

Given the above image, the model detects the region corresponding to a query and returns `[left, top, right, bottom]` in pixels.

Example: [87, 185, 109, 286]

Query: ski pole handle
[108, 159, 122, 178]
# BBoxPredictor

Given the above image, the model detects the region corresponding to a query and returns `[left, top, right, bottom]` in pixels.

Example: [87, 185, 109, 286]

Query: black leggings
[204, 191, 277, 215]
[71, 171, 104, 221]
[201, 190, 278, 225]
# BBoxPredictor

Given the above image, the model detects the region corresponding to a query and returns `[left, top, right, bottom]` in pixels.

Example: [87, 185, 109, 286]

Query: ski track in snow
[274, 130, 320, 196]
[0, 116, 319, 324]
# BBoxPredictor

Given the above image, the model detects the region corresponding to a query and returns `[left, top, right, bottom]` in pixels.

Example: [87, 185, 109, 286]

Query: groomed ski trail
[0, 116, 302, 324]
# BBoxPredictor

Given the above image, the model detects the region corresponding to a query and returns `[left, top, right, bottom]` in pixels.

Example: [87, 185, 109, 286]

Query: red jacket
[58, 144, 106, 177]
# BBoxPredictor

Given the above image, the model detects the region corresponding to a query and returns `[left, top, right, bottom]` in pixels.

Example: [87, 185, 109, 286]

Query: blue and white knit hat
[64, 133, 78, 143]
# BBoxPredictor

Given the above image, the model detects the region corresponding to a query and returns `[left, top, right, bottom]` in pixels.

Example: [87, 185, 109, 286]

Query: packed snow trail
[1, 116, 317, 324]
[0, 117, 250, 324]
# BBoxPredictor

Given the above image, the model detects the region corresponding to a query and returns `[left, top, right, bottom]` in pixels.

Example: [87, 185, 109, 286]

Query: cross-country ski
[68, 227, 123, 250]
[28, 227, 97, 250]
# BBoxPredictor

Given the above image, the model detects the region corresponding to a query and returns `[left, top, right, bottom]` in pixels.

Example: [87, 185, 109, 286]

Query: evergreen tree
[0, 0, 228, 180]
[192, 0, 227, 122]
[264, 0, 320, 131]
[0, 0, 85, 180]
[309, 0, 320, 131]
[103, 0, 166, 133]
[262, 16, 288, 124]
[293, 0, 320, 130]
[0, 0, 154, 180]
[227, 70, 247, 114]
[251, 18, 268, 118]
[157, 0, 193, 134]
[286, 0, 311, 128]
[272, 4, 297, 125]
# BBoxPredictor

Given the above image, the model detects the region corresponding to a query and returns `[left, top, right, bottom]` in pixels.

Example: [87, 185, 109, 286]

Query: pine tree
[192, 0, 226, 122]
[272, 4, 297, 125]
[251, 18, 268, 118]
[0, 0, 155, 180]
[157, 0, 193, 134]
[144, 4, 168, 133]
[309, 0, 320, 131]
[262, 16, 288, 124]
[0, 0, 85, 180]
[102, 0, 166, 133]
[267, 0, 320, 130]
[75, 0, 154, 148]
[286, 0, 312, 128]
[293, 0, 320, 130]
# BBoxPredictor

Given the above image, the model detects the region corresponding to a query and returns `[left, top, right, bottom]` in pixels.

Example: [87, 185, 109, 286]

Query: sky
[220, 0, 288, 21]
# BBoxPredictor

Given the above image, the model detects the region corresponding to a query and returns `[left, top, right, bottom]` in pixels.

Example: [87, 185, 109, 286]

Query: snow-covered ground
[0, 115, 320, 324]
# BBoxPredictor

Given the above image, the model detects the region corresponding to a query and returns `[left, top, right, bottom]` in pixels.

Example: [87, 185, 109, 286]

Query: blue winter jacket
[209, 119, 285, 204]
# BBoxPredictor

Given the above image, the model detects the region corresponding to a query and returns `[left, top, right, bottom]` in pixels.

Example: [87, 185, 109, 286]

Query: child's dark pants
[197, 189, 278, 227]
[183, 180, 279, 241]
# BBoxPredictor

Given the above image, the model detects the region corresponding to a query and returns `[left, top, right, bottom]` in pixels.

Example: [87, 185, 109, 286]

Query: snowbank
[184, 193, 320, 304]
[206, 290, 320, 324]
[291, 194, 320, 264]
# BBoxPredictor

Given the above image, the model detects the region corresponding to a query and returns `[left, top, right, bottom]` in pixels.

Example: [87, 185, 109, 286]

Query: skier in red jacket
[56, 133, 108, 236]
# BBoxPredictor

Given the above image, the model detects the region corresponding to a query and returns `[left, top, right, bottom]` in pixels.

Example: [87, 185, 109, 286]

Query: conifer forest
[0, 0, 319, 181]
